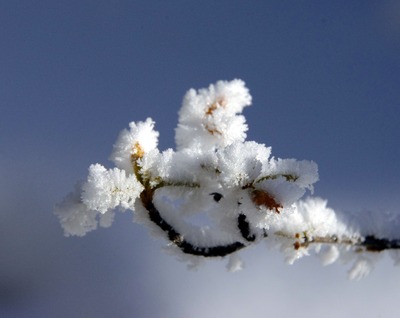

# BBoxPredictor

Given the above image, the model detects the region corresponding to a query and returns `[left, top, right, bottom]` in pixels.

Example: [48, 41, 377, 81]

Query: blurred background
[1, 1, 400, 317]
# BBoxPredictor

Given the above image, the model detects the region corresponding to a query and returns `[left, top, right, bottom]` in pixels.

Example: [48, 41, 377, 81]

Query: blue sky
[1, 1, 400, 317]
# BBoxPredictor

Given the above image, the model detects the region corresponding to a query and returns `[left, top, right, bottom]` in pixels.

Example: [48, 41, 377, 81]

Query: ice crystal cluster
[55, 79, 400, 279]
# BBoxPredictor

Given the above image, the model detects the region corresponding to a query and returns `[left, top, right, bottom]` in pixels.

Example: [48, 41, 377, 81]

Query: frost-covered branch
[55, 79, 400, 279]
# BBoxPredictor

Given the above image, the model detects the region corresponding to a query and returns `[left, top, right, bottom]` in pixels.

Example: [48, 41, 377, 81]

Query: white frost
[110, 118, 159, 172]
[55, 183, 115, 237]
[81, 164, 143, 213]
[175, 79, 252, 151]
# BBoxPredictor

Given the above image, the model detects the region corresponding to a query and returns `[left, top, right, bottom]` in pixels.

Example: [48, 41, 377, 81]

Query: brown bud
[251, 189, 282, 213]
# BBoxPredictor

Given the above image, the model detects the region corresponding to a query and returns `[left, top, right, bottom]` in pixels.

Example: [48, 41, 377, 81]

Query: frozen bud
[251, 189, 282, 213]
[110, 118, 159, 172]
[81, 164, 144, 214]
[217, 141, 271, 187]
[175, 79, 252, 151]
[54, 182, 115, 237]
